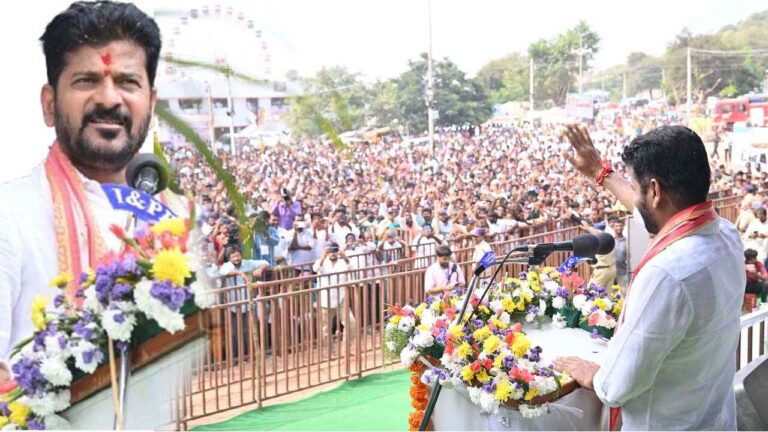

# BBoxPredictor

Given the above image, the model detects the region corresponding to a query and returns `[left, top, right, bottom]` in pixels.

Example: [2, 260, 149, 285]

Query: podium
[431, 328, 609, 431]
[62, 311, 208, 429]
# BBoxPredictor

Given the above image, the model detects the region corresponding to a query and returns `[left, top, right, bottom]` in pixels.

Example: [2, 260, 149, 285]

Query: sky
[0, 0, 764, 181]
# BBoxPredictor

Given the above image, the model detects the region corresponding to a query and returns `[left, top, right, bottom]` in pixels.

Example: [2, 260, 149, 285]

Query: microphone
[595, 232, 615, 255]
[514, 233, 600, 258]
[125, 154, 169, 196]
[449, 263, 458, 284]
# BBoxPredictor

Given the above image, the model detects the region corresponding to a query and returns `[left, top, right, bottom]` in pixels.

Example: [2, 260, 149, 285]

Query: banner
[565, 93, 594, 120]
[102, 184, 177, 223]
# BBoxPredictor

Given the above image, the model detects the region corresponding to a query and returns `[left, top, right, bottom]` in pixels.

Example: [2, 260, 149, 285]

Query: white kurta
[592, 217, 745, 430]
[0, 164, 131, 360]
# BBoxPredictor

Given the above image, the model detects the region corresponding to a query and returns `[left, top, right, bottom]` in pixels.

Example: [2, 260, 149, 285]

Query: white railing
[738, 306, 768, 370]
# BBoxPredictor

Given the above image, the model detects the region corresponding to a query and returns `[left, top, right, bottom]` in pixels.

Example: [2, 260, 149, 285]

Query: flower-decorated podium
[386, 260, 623, 431]
[0, 218, 215, 430]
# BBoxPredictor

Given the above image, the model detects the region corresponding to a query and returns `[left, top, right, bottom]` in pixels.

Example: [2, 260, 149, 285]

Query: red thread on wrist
[595, 160, 614, 186]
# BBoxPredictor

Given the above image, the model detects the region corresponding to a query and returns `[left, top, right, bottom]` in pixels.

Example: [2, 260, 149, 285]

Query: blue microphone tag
[102, 184, 176, 223]
[558, 256, 579, 272]
[479, 251, 496, 268]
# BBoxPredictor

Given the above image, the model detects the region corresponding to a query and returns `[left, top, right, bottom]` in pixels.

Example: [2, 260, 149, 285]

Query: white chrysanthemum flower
[512, 387, 525, 400]
[386, 341, 396, 352]
[519, 404, 545, 418]
[489, 299, 504, 313]
[83, 286, 103, 313]
[543, 280, 560, 293]
[552, 313, 566, 329]
[397, 316, 416, 331]
[40, 357, 72, 387]
[385, 322, 396, 332]
[551, 296, 566, 310]
[43, 415, 71, 430]
[190, 280, 216, 308]
[525, 313, 536, 323]
[572, 294, 587, 310]
[479, 390, 501, 414]
[43, 332, 71, 361]
[71, 340, 104, 374]
[468, 387, 482, 405]
[399, 345, 418, 367]
[101, 309, 136, 342]
[498, 312, 511, 325]
[134, 280, 185, 333]
[517, 358, 537, 372]
[22, 390, 70, 417]
[538, 300, 546, 316]
[412, 330, 435, 349]
[420, 309, 436, 328]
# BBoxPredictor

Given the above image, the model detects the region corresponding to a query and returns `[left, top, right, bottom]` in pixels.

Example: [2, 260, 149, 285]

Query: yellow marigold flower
[8, 401, 30, 427]
[151, 217, 187, 237]
[524, 387, 538, 401]
[501, 297, 516, 313]
[521, 291, 533, 302]
[493, 355, 504, 369]
[528, 271, 540, 283]
[490, 317, 508, 330]
[457, 342, 473, 359]
[460, 365, 475, 382]
[530, 282, 541, 292]
[473, 326, 492, 342]
[31, 295, 49, 331]
[478, 305, 491, 315]
[594, 298, 609, 311]
[82, 268, 96, 286]
[416, 324, 430, 331]
[515, 299, 526, 311]
[0, 416, 8, 428]
[390, 315, 402, 325]
[541, 266, 556, 274]
[414, 303, 426, 317]
[448, 324, 463, 340]
[49, 272, 73, 288]
[483, 335, 501, 354]
[494, 379, 513, 402]
[613, 304, 623, 316]
[511, 332, 531, 358]
[152, 247, 191, 286]
[476, 369, 491, 383]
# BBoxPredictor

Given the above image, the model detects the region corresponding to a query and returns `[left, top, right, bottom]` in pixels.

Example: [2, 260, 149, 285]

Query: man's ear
[41, 84, 56, 127]
[649, 178, 663, 209]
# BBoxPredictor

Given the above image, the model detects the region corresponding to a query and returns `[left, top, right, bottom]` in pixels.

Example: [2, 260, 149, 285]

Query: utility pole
[226, 68, 237, 157]
[661, 68, 666, 99]
[529, 58, 534, 112]
[426, 0, 435, 155]
[686, 47, 692, 119]
[622, 73, 627, 100]
[572, 33, 590, 94]
[206, 82, 217, 156]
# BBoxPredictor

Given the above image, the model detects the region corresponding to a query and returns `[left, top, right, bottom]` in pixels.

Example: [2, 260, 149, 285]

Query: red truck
[712, 95, 768, 129]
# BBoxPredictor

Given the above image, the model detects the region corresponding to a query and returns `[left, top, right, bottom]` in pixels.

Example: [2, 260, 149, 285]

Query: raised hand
[563, 124, 603, 179]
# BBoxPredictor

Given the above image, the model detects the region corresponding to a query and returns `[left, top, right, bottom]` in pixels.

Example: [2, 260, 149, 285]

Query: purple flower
[0, 401, 10, 416]
[113, 313, 126, 324]
[590, 329, 600, 339]
[11, 358, 46, 395]
[112, 283, 133, 300]
[94, 271, 114, 304]
[116, 341, 129, 352]
[482, 382, 496, 393]
[527, 306, 539, 315]
[114, 255, 138, 277]
[150, 281, 191, 311]
[502, 356, 516, 370]
[555, 287, 569, 298]
[53, 294, 66, 308]
[79, 271, 90, 284]
[81, 349, 96, 364]
[27, 418, 45, 430]
[72, 320, 93, 341]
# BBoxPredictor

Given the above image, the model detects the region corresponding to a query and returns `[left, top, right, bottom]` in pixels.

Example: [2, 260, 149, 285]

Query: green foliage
[476, 53, 530, 104]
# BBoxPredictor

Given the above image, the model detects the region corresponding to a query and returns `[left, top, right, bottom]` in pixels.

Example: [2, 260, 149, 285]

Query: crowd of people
[160, 106, 744, 293]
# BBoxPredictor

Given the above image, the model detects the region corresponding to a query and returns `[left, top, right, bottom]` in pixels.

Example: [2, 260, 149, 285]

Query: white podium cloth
[432, 327, 610, 431]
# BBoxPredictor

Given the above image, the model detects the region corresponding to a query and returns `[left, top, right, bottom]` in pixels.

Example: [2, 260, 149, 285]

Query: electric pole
[426, 0, 435, 155]
[686, 47, 692, 118]
[572, 33, 591, 94]
[529, 58, 534, 112]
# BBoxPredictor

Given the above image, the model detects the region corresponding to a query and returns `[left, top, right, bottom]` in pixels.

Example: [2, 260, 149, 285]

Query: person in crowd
[610, 218, 629, 289]
[423, 245, 465, 296]
[411, 224, 442, 269]
[252, 210, 282, 266]
[470, 228, 493, 265]
[745, 248, 768, 303]
[313, 243, 357, 352]
[288, 219, 315, 270]
[744, 207, 768, 263]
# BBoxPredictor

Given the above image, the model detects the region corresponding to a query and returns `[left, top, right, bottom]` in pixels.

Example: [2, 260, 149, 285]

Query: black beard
[439, 263, 449, 269]
[636, 198, 660, 235]
[55, 102, 149, 173]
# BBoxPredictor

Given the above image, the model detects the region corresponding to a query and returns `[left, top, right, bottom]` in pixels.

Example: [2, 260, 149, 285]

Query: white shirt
[312, 257, 355, 308]
[411, 235, 439, 269]
[593, 217, 745, 430]
[288, 229, 316, 266]
[0, 164, 131, 359]
[472, 241, 493, 265]
[424, 261, 465, 294]
[329, 222, 360, 247]
[743, 218, 768, 262]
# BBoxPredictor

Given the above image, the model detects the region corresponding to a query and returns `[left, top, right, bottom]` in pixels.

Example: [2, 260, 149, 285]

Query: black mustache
[82, 106, 132, 129]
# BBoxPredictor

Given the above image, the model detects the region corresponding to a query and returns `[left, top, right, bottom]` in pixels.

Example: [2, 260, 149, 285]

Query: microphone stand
[418, 251, 554, 431]
[113, 212, 138, 429]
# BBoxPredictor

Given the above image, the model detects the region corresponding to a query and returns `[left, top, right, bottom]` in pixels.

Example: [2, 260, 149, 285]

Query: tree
[286, 66, 367, 139]
[395, 53, 491, 133]
[476, 53, 530, 104]
[367, 80, 401, 126]
[528, 21, 600, 106]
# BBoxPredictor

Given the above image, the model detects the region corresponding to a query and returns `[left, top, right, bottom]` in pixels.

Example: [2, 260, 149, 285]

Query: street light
[572, 33, 592, 94]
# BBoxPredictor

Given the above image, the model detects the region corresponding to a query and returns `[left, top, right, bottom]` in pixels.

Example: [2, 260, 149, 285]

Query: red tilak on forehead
[100, 53, 112, 66]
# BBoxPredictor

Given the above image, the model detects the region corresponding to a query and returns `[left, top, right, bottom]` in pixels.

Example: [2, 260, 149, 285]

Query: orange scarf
[609, 200, 718, 430]
[44, 142, 109, 301]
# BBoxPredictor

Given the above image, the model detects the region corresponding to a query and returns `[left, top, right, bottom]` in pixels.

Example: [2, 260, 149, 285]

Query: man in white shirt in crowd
[218, 246, 269, 362]
[313, 243, 357, 353]
[330, 211, 359, 246]
[435, 208, 453, 241]
[342, 232, 374, 279]
[424, 245, 465, 296]
[555, 125, 744, 430]
[308, 212, 330, 265]
[470, 228, 493, 265]
[411, 224, 443, 269]
[288, 220, 315, 271]
[0, 2, 166, 375]
[744, 207, 768, 263]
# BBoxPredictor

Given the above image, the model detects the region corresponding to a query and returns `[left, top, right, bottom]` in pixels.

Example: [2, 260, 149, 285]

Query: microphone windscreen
[596, 232, 616, 255]
[125, 154, 169, 195]
[571, 233, 600, 257]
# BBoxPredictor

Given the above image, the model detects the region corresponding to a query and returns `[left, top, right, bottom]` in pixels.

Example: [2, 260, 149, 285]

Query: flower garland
[407, 362, 430, 431]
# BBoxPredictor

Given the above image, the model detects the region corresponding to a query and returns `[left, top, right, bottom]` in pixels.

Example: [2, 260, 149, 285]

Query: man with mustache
[0, 1, 161, 372]
[554, 125, 744, 430]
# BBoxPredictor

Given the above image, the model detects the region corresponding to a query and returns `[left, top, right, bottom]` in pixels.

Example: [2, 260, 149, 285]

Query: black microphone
[125, 154, 169, 196]
[595, 232, 616, 255]
[450, 263, 458, 283]
[514, 233, 600, 257]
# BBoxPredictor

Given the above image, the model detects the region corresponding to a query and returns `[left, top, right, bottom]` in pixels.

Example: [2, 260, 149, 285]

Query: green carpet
[192, 369, 413, 431]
